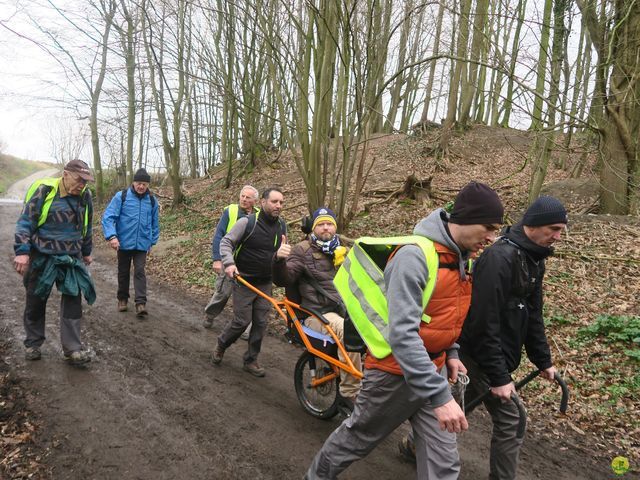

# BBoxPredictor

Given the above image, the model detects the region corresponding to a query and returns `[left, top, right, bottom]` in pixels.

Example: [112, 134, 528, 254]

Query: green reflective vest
[25, 178, 89, 237]
[333, 235, 439, 359]
[225, 203, 259, 233]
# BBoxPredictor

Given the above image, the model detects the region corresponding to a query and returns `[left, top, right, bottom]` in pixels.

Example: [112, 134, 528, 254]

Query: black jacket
[220, 212, 286, 282]
[460, 224, 553, 387]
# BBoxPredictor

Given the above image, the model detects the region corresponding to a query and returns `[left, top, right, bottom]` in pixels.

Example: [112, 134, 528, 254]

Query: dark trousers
[217, 279, 271, 365]
[23, 254, 83, 355]
[117, 250, 148, 305]
[460, 352, 524, 480]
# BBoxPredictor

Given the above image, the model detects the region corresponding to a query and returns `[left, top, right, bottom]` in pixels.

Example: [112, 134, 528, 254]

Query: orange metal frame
[235, 274, 363, 384]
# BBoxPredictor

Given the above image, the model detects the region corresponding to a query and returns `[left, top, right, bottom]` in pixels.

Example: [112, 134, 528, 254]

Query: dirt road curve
[4, 168, 60, 200]
[0, 203, 610, 479]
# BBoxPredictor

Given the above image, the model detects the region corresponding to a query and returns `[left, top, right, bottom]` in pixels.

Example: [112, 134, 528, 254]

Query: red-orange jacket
[365, 242, 472, 373]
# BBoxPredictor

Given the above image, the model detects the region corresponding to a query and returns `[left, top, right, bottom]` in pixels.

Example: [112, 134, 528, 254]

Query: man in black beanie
[458, 195, 567, 479]
[101, 168, 159, 317]
[307, 182, 504, 480]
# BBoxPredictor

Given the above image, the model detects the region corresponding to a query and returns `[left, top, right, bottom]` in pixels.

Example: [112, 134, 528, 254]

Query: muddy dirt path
[0, 203, 612, 479]
[3, 168, 60, 200]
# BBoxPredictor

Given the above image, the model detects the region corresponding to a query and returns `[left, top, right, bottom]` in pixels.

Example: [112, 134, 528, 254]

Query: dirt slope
[0, 202, 613, 479]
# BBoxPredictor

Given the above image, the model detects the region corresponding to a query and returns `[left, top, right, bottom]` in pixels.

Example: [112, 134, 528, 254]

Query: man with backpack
[203, 185, 260, 333]
[14, 159, 96, 366]
[101, 168, 160, 317]
[211, 187, 286, 377]
[305, 182, 504, 480]
[457, 196, 567, 480]
[272, 207, 361, 407]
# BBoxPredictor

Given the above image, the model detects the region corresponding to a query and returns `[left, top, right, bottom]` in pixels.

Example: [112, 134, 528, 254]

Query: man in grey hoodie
[305, 182, 504, 480]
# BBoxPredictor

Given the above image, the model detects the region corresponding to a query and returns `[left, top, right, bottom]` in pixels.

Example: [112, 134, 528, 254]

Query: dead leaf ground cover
[0, 326, 51, 479]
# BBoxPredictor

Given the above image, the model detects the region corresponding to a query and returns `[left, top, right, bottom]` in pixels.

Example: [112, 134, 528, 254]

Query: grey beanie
[522, 196, 568, 226]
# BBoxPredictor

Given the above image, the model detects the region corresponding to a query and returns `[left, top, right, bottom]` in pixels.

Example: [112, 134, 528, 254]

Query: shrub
[578, 315, 640, 361]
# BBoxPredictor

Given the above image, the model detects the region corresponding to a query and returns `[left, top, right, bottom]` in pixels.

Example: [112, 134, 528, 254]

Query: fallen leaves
[0, 361, 50, 479]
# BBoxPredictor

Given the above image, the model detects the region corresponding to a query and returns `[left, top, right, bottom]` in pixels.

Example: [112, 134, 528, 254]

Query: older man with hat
[14, 159, 96, 366]
[273, 207, 360, 405]
[457, 195, 568, 480]
[102, 168, 160, 317]
[306, 181, 504, 480]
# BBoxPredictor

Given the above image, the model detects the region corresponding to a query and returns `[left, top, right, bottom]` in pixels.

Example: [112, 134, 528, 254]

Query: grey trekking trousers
[204, 272, 232, 319]
[217, 279, 271, 365]
[306, 368, 460, 480]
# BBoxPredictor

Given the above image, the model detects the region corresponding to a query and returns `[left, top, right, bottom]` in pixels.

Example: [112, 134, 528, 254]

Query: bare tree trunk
[384, 0, 413, 132]
[530, 0, 553, 131]
[501, 0, 527, 126]
[418, 0, 445, 126]
[439, 0, 471, 154]
[563, 14, 587, 168]
[529, 0, 569, 202]
[142, 0, 185, 206]
[459, 0, 489, 127]
[586, 0, 609, 129]
[489, 4, 509, 126]
[117, 0, 137, 185]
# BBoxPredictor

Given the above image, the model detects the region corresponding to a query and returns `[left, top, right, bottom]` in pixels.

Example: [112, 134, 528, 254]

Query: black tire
[294, 350, 339, 419]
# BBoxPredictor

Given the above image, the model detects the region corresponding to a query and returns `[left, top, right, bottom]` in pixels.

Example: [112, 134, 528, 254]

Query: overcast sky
[0, 24, 53, 162]
[0, 1, 85, 163]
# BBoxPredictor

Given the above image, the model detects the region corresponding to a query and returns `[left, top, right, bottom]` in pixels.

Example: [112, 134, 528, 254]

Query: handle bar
[465, 370, 569, 415]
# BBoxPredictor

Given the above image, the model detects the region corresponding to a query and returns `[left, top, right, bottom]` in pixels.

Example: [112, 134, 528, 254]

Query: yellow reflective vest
[333, 235, 439, 359]
[225, 203, 259, 233]
[25, 178, 89, 237]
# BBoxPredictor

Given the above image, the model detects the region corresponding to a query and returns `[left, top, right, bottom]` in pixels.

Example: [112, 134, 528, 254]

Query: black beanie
[522, 196, 567, 226]
[133, 168, 151, 183]
[449, 181, 504, 225]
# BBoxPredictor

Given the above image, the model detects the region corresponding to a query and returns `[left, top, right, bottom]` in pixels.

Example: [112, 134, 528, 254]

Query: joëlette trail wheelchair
[235, 274, 364, 419]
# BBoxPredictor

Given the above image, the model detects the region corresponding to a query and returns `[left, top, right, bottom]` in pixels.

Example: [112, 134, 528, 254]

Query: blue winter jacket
[101, 187, 160, 251]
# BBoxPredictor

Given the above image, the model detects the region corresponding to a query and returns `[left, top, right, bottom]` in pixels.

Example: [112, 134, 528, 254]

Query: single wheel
[294, 350, 339, 419]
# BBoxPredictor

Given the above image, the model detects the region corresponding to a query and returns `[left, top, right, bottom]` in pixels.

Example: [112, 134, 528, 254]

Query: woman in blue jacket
[102, 168, 160, 316]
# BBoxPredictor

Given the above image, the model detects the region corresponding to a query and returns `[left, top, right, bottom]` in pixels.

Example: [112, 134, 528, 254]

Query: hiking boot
[398, 435, 416, 463]
[339, 394, 356, 411]
[63, 350, 91, 367]
[211, 345, 225, 365]
[117, 299, 128, 312]
[25, 347, 41, 361]
[135, 303, 148, 317]
[203, 316, 214, 329]
[337, 393, 356, 417]
[243, 362, 265, 377]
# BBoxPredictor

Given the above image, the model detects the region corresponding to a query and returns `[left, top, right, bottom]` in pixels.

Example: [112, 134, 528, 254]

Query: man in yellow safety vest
[14, 160, 96, 367]
[203, 185, 259, 332]
[305, 182, 504, 480]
